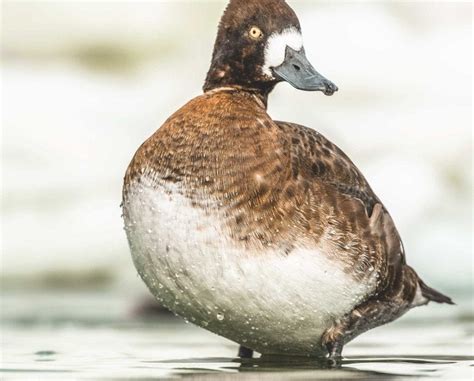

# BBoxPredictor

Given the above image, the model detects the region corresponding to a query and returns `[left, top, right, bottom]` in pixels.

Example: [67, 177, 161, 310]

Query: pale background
[1, 1, 472, 300]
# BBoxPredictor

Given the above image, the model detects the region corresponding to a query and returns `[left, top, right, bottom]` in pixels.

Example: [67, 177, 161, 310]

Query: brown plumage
[122, 0, 453, 360]
[204, 0, 300, 97]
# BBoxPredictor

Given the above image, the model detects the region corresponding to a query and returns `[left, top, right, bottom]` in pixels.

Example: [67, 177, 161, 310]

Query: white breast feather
[123, 176, 377, 355]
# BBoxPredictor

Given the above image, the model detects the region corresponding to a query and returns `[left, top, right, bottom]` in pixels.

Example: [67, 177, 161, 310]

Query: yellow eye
[249, 26, 263, 40]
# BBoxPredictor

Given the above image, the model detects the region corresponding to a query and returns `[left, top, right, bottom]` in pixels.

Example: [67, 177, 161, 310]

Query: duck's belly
[123, 178, 376, 356]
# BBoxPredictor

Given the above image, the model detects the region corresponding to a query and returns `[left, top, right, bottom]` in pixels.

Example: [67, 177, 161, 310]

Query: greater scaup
[122, 0, 452, 361]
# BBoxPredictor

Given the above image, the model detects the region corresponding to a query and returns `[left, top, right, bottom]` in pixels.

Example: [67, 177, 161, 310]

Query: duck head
[203, 0, 338, 99]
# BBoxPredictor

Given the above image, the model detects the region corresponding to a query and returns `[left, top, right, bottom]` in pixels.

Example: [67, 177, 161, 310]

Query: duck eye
[249, 26, 263, 40]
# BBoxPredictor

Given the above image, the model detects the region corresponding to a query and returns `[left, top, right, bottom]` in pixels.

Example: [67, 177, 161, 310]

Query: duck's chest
[123, 175, 377, 355]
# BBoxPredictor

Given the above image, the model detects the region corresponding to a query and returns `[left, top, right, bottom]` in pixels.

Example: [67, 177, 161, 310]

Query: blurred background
[2, 0, 471, 296]
[0, 1, 472, 378]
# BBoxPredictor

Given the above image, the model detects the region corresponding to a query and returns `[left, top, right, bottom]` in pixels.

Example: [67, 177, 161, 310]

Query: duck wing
[275, 121, 406, 273]
[275, 121, 453, 306]
[275, 121, 380, 216]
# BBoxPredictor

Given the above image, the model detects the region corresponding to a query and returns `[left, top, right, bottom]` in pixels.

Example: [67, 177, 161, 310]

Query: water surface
[1, 291, 472, 380]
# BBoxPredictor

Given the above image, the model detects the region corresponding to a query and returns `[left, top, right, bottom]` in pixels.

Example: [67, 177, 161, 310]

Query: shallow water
[1, 291, 472, 380]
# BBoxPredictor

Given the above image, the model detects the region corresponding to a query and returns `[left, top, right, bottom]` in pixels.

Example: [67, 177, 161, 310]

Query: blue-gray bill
[273, 46, 338, 95]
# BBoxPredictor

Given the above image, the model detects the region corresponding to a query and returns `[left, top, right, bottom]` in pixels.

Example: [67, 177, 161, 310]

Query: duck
[122, 0, 453, 360]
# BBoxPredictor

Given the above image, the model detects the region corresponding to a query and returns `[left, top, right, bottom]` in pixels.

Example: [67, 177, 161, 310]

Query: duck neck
[203, 59, 276, 109]
[203, 84, 272, 109]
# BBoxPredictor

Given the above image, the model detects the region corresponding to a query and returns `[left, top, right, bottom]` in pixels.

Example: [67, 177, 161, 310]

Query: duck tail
[418, 278, 454, 305]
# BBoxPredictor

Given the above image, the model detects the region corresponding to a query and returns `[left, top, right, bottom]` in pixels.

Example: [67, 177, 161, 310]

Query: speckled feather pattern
[122, 89, 424, 354]
[122, 0, 452, 358]
[125, 90, 396, 276]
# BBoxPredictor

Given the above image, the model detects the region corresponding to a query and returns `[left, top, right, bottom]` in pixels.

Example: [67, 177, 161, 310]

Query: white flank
[411, 284, 429, 307]
[123, 176, 377, 355]
[263, 27, 303, 77]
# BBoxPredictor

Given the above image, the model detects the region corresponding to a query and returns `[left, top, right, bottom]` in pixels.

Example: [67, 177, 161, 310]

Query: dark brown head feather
[203, 0, 300, 97]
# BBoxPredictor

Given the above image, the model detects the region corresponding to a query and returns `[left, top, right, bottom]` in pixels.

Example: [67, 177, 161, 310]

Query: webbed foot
[325, 340, 343, 368]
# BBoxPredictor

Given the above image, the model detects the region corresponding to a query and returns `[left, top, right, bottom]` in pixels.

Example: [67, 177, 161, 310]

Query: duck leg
[238, 345, 254, 358]
[322, 295, 413, 364]
[321, 318, 347, 366]
[322, 263, 427, 361]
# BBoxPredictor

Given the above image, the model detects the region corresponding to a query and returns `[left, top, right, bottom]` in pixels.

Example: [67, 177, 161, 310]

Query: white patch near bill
[123, 176, 376, 355]
[263, 27, 303, 77]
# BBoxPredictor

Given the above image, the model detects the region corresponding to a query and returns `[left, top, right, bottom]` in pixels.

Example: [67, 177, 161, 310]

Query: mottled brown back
[124, 88, 409, 298]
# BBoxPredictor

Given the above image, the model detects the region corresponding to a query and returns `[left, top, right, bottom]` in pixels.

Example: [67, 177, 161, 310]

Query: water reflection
[150, 355, 474, 380]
